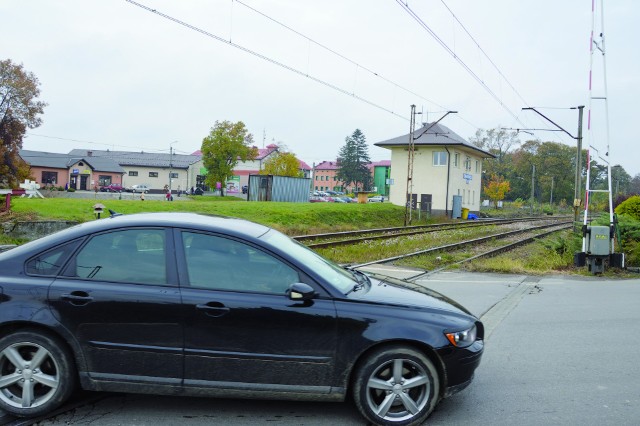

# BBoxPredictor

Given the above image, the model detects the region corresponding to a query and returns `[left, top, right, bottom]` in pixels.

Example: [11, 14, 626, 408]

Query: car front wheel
[353, 346, 439, 426]
[0, 331, 76, 418]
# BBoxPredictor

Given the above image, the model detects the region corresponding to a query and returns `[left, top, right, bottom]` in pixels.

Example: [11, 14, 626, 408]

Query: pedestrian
[177, 185, 181, 197]
[64, 182, 69, 191]
[166, 191, 171, 201]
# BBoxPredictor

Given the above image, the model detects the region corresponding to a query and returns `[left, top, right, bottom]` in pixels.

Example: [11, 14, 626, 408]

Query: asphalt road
[3, 270, 639, 425]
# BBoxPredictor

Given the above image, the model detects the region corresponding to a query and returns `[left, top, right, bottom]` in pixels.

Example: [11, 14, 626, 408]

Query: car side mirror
[287, 282, 316, 301]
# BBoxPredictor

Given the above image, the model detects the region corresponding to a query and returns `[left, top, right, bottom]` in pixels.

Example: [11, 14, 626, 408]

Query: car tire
[353, 345, 439, 426]
[0, 330, 76, 418]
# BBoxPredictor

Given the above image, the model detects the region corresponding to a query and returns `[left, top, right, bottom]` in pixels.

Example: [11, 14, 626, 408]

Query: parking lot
[5, 270, 637, 425]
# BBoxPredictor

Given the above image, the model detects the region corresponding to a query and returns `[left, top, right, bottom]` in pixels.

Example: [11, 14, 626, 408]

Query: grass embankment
[8, 197, 409, 236]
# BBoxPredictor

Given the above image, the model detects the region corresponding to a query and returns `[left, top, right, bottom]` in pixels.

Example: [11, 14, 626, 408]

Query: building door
[70, 175, 78, 190]
[420, 194, 432, 214]
[80, 175, 88, 190]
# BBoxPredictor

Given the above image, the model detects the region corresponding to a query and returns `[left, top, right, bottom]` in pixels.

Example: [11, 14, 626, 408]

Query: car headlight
[445, 324, 477, 348]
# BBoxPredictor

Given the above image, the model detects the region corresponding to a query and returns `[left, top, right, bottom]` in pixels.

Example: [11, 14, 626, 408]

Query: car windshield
[260, 229, 356, 293]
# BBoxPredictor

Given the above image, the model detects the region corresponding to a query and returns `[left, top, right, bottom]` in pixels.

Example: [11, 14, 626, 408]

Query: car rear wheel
[0, 331, 76, 418]
[353, 346, 439, 426]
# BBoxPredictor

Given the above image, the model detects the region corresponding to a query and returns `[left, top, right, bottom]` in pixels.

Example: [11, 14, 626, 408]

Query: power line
[25, 133, 194, 157]
[439, 0, 530, 107]
[236, 1, 445, 111]
[393, 0, 526, 128]
[125, 0, 408, 121]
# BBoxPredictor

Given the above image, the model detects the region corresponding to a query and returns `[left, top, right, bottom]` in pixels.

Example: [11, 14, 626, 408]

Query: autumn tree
[201, 120, 257, 196]
[484, 174, 511, 208]
[336, 129, 372, 192]
[0, 59, 46, 187]
[260, 151, 303, 177]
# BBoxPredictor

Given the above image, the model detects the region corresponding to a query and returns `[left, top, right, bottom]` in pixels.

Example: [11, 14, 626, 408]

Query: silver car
[129, 184, 151, 193]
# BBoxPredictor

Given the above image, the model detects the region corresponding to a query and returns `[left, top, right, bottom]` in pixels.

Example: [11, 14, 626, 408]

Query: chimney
[87, 151, 93, 157]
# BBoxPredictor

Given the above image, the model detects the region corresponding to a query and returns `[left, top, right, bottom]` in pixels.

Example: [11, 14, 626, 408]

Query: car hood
[349, 272, 475, 318]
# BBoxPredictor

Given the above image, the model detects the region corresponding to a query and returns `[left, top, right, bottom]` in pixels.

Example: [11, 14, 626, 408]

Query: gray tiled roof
[19, 150, 125, 173]
[68, 149, 200, 169]
[374, 122, 495, 158]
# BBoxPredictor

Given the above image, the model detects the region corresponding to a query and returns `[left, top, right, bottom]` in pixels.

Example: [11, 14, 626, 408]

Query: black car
[0, 213, 483, 425]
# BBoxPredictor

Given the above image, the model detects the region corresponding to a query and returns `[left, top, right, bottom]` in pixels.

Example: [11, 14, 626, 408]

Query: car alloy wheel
[0, 331, 75, 417]
[354, 346, 439, 426]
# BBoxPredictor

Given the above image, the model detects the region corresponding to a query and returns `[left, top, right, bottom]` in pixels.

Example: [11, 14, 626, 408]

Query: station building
[374, 122, 494, 216]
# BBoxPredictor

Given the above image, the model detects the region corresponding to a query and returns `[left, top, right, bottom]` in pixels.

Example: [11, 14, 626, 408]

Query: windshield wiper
[345, 269, 370, 295]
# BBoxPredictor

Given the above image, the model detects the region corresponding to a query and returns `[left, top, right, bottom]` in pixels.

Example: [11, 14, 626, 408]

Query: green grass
[9, 197, 410, 235]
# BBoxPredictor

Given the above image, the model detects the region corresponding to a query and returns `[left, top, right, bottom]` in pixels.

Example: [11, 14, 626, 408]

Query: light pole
[169, 141, 177, 198]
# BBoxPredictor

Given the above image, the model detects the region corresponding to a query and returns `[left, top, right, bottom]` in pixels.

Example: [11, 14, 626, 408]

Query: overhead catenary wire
[393, 0, 527, 128]
[125, 0, 408, 121]
[124, 0, 492, 133]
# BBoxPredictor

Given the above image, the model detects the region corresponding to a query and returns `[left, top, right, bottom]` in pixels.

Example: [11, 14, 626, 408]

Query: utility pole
[574, 106, 584, 228]
[404, 105, 417, 226]
[404, 109, 457, 226]
[522, 106, 584, 229]
[169, 141, 177, 198]
[550, 176, 554, 205]
[530, 164, 535, 215]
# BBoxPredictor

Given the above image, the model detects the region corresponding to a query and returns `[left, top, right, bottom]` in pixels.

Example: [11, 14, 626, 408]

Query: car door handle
[61, 291, 93, 306]
[196, 302, 230, 317]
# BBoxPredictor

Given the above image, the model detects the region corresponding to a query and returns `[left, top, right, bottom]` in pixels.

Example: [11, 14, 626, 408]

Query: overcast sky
[3, 1, 638, 175]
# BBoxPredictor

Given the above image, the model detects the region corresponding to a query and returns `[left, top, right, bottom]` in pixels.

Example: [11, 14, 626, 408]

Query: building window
[149, 172, 159, 178]
[475, 161, 479, 173]
[315, 176, 318, 181]
[41, 171, 58, 185]
[98, 175, 112, 186]
[129, 171, 138, 176]
[465, 156, 472, 171]
[454, 153, 460, 168]
[433, 151, 447, 166]
[170, 172, 179, 179]
[333, 176, 337, 181]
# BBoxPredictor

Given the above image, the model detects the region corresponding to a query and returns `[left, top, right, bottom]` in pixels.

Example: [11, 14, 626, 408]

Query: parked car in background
[0, 212, 484, 425]
[368, 195, 385, 203]
[309, 196, 329, 202]
[99, 183, 123, 193]
[128, 184, 151, 193]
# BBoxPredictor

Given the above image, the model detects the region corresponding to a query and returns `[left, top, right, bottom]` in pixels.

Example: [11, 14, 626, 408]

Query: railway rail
[350, 221, 573, 271]
[296, 216, 571, 249]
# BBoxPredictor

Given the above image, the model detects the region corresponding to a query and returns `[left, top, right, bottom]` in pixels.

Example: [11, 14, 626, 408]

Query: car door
[177, 230, 338, 393]
[48, 228, 183, 385]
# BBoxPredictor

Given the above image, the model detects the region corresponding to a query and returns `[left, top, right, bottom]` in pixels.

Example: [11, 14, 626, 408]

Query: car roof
[0, 213, 272, 259]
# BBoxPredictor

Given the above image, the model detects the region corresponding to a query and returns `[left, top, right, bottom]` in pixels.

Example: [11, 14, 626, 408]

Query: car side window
[25, 240, 81, 276]
[182, 232, 299, 294]
[72, 229, 167, 285]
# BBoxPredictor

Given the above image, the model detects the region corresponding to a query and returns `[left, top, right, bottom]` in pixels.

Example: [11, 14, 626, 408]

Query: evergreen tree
[336, 129, 372, 192]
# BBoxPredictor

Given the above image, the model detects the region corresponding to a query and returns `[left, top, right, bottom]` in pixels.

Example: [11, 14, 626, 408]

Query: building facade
[20, 150, 125, 190]
[374, 122, 494, 215]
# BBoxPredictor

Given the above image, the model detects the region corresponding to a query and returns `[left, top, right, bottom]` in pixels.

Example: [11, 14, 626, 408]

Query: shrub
[615, 195, 640, 221]
[67, 187, 76, 192]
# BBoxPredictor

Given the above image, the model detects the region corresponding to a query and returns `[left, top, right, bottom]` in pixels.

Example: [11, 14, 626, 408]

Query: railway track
[349, 221, 573, 272]
[295, 216, 571, 249]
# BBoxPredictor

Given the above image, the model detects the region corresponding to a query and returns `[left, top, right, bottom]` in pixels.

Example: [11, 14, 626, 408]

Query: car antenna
[109, 209, 123, 218]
